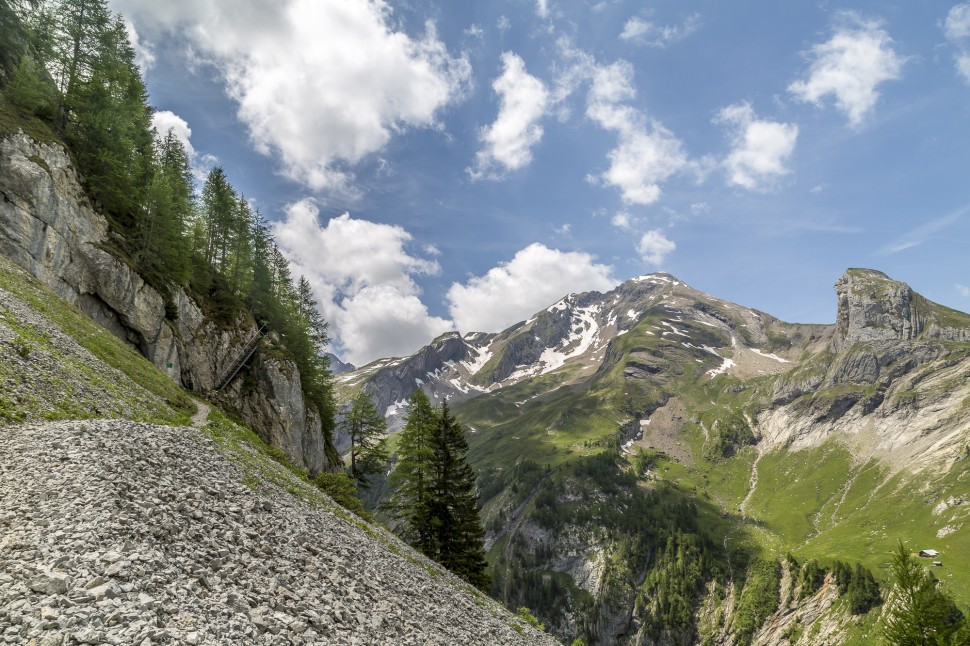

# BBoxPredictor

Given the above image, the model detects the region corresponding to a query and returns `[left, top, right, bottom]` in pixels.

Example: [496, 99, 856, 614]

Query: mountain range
[337, 267, 970, 644]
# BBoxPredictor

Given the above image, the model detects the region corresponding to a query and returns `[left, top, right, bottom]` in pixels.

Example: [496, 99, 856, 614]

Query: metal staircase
[214, 323, 266, 391]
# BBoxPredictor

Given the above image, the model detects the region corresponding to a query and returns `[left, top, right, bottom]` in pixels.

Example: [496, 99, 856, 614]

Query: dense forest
[1, 0, 337, 452]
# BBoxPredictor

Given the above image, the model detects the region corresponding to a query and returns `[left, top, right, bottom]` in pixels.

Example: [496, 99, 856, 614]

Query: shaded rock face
[233, 352, 327, 474]
[365, 333, 470, 416]
[0, 132, 330, 472]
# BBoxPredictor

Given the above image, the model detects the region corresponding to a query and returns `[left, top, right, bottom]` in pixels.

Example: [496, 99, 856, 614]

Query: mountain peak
[835, 268, 970, 347]
[628, 272, 683, 285]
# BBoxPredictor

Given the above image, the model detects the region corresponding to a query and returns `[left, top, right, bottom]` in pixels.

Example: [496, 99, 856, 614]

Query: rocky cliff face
[0, 131, 331, 473]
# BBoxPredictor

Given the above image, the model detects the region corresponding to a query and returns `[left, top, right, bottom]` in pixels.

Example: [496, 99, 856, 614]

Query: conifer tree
[387, 389, 438, 554]
[884, 542, 967, 645]
[342, 390, 389, 488]
[137, 128, 192, 289]
[297, 276, 327, 351]
[388, 393, 490, 590]
[4, 55, 58, 118]
[430, 402, 490, 590]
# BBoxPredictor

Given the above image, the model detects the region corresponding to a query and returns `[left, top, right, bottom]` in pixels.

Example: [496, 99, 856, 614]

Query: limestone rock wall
[0, 131, 331, 473]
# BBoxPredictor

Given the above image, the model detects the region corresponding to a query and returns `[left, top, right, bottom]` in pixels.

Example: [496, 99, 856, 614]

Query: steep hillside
[0, 255, 556, 645]
[0, 127, 336, 472]
[342, 269, 970, 645]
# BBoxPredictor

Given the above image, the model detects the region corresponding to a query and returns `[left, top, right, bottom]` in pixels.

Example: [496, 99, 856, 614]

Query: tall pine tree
[430, 402, 490, 590]
[388, 392, 490, 590]
[387, 389, 438, 554]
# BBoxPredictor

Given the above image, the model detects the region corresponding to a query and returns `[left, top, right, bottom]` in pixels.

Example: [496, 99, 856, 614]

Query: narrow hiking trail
[191, 401, 211, 427]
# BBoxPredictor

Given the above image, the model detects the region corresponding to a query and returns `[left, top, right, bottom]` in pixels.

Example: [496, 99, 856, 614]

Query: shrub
[313, 471, 368, 518]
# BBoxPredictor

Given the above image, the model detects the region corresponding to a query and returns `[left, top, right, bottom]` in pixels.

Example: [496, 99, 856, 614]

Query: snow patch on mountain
[461, 342, 493, 376]
[750, 348, 790, 363]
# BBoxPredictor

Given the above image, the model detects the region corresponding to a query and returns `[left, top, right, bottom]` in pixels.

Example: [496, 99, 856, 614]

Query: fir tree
[387, 389, 438, 554]
[884, 542, 967, 645]
[388, 393, 490, 590]
[342, 390, 389, 488]
[429, 402, 490, 590]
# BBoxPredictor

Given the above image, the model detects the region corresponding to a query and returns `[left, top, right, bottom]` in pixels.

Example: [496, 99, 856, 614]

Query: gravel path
[190, 402, 211, 428]
[0, 420, 557, 645]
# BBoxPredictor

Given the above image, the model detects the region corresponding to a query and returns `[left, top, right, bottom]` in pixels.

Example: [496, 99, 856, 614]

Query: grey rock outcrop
[835, 268, 970, 349]
[835, 268, 922, 348]
[0, 131, 331, 472]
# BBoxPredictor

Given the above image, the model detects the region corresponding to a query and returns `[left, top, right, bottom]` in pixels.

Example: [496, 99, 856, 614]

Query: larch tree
[342, 390, 389, 489]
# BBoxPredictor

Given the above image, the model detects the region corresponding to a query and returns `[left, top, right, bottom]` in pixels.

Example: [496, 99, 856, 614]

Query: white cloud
[536, 0, 549, 18]
[958, 53, 970, 83]
[566, 57, 688, 205]
[123, 19, 155, 74]
[945, 3, 970, 41]
[788, 13, 904, 128]
[497, 15, 511, 31]
[549, 45, 692, 204]
[956, 284, 970, 298]
[611, 211, 633, 229]
[447, 243, 616, 333]
[715, 102, 798, 190]
[150, 110, 217, 180]
[588, 103, 688, 205]
[945, 4, 970, 83]
[272, 200, 452, 364]
[636, 230, 676, 266]
[112, 0, 471, 194]
[619, 14, 700, 47]
[470, 52, 549, 178]
[464, 24, 484, 39]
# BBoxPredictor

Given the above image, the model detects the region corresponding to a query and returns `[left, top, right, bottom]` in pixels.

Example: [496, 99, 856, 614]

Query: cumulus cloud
[619, 14, 700, 47]
[788, 13, 904, 127]
[112, 0, 471, 194]
[945, 4, 970, 83]
[611, 211, 633, 229]
[552, 54, 689, 205]
[150, 110, 218, 180]
[272, 200, 452, 365]
[636, 230, 676, 266]
[123, 19, 155, 74]
[469, 52, 549, 179]
[715, 102, 798, 190]
[536, 0, 549, 18]
[946, 3, 970, 41]
[447, 243, 617, 333]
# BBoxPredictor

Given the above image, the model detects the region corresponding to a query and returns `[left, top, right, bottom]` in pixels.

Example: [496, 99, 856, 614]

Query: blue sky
[112, 0, 970, 365]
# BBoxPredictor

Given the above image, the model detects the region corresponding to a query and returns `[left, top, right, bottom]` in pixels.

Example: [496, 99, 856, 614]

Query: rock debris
[0, 420, 556, 645]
